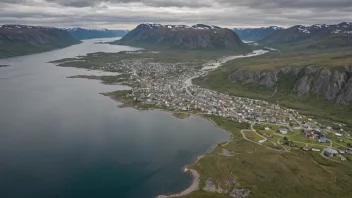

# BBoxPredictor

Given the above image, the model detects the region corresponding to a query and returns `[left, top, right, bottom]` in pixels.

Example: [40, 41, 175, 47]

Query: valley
[51, 40, 352, 197]
[3, 1, 352, 198]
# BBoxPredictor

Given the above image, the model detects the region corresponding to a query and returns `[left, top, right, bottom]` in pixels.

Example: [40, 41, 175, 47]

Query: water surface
[0, 38, 229, 198]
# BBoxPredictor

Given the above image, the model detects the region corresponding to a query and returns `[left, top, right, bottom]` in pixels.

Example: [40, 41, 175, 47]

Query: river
[0, 38, 229, 198]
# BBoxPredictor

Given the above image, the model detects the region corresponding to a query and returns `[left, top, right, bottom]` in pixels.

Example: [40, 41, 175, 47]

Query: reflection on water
[0, 38, 229, 198]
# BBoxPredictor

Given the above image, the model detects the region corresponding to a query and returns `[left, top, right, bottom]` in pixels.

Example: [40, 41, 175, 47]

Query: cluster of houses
[300, 129, 351, 161]
[103, 52, 352, 163]
[323, 147, 352, 161]
[302, 128, 329, 143]
[110, 57, 295, 124]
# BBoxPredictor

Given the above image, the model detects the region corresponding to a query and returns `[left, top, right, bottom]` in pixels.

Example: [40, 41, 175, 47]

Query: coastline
[57, 49, 265, 198]
[156, 168, 200, 198]
[103, 92, 233, 198]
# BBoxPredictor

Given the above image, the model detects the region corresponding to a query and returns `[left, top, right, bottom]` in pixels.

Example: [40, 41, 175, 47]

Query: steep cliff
[0, 25, 81, 58]
[114, 24, 250, 52]
[229, 66, 352, 104]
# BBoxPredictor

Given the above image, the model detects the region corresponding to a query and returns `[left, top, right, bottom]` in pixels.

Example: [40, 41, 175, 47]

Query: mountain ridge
[0, 24, 81, 58]
[63, 28, 129, 40]
[233, 26, 283, 41]
[113, 24, 250, 52]
[260, 22, 352, 49]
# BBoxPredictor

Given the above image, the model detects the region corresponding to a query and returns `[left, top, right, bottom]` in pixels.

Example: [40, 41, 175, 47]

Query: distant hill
[261, 22, 352, 49]
[63, 28, 129, 40]
[113, 24, 250, 52]
[0, 25, 81, 58]
[233, 26, 283, 41]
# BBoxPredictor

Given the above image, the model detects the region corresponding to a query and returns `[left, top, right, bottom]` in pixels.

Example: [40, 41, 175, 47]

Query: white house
[279, 128, 288, 135]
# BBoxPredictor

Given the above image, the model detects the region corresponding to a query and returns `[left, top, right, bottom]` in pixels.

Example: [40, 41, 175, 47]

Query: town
[89, 51, 352, 166]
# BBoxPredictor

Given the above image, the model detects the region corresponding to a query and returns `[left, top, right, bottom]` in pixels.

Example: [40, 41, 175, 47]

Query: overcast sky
[1, 0, 352, 30]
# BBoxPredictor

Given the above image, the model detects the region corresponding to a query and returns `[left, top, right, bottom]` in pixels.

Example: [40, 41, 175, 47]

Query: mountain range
[233, 26, 283, 41]
[63, 28, 129, 40]
[261, 22, 352, 49]
[0, 25, 81, 58]
[113, 24, 250, 52]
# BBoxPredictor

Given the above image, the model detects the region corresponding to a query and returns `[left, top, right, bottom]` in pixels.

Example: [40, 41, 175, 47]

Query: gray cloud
[0, 0, 351, 29]
[45, 0, 214, 8]
[45, 0, 352, 9]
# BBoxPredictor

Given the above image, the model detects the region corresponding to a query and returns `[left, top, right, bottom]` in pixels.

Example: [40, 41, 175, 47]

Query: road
[238, 122, 288, 153]
[168, 85, 174, 96]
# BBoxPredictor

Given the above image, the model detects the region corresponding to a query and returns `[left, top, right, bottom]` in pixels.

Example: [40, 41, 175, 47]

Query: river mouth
[0, 38, 230, 198]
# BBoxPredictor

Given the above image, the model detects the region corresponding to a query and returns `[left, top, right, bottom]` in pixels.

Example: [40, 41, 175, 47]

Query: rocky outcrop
[203, 178, 228, 193]
[203, 175, 248, 197]
[230, 189, 251, 198]
[229, 66, 352, 104]
[114, 24, 250, 51]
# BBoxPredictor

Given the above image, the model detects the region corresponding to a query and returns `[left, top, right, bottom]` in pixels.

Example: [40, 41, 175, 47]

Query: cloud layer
[1, 0, 352, 29]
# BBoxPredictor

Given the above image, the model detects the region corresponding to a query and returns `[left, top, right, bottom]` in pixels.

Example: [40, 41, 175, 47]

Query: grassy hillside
[194, 48, 352, 125]
[180, 116, 352, 198]
[0, 25, 81, 58]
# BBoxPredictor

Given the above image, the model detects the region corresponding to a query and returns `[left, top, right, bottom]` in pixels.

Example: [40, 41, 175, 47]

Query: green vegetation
[172, 112, 191, 119]
[104, 90, 170, 111]
[194, 49, 352, 125]
[100, 74, 131, 84]
[243, 130, 263, 142]
[181, 116, 352, 198]
[0, 43, 79, 59]
[51, 47, 352, 197]
[0, 26, 81, 59]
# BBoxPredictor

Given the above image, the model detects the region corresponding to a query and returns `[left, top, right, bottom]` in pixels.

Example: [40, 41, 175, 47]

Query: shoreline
[156, 168, 200, 198]
[59, 49, 262, 197]
[105, 93, 232, 198]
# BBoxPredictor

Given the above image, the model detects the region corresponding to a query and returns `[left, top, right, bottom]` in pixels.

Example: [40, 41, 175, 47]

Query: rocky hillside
[0, 25, 81, 58]
[114, 24, 250, 51]
[229, 66, 352, 104]
[63, 28, 129, 40]
[261, 22, 352, 49]
[233, 26, 283, 41]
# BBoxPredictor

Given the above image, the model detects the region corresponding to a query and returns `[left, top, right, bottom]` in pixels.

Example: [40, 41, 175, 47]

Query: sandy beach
[156, 155, 206, 198]
[157, 168, 200, 198]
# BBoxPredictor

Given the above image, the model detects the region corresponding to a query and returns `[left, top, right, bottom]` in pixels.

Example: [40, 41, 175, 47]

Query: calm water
[0, 38, 229, 198]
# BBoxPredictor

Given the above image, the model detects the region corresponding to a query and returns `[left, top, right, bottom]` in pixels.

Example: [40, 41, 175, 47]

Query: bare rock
[230, 188, 251, 198]
[219, 149, 234, 157]
[229, 66, 352, 104]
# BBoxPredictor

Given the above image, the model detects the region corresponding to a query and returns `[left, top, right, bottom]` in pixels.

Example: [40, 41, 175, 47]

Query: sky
[1, 0, 352, 30]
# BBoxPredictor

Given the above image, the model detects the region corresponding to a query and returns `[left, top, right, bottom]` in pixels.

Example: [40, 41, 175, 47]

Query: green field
[243, 130, 263, 143]
[172, 112, 191, 119]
